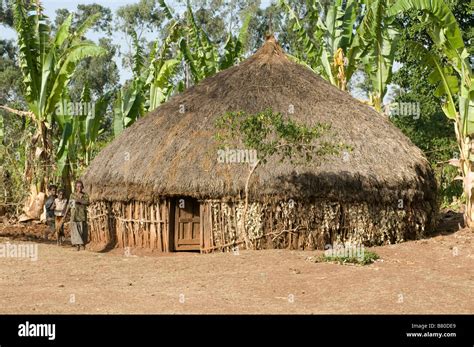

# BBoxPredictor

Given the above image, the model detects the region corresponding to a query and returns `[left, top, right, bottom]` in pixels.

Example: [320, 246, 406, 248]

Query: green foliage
[160, 0, 253, 84]
[0, 39, 24, 140]
[130, 30, 146, 78]
[390, 0, 472, 209]
[113, 80, 145, 136]
[279, 0, 324, 78]
[116, 0, 167, 37]
[179, 0, 220, 83]
[112, 22, 180, 136]
[0, 3, 27, 209]
[220, 13, 252, 70]
[5, 0, 106, 193]
[179, 0, 255, 45]
[68, 38, 119, 101]
[146, 44, 180, 111]
[0, 0, 13, 27]
[55, 85, 112, 191]
[214, 109, 345, 165]
[389, 0, 472, 126]
[312, 250, 380, 265]
[53, 3, 119, 100]
[12, 0, 106, 124]
[0, 104, 30, 210]
[113, 0, 253, 136]
[390, 100, 462, 207]
[0, 144, 29, 211]
[246, 3, 288, 53]
[329, 250, 379, 265]
[54, 4, 113, 35]
[281, 0, 399, 110]
[279, 0, 362, 80]
[350, 0, 400, 110]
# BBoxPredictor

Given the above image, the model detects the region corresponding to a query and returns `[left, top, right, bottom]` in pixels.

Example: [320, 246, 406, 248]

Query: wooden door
[173, 198, 201, 251]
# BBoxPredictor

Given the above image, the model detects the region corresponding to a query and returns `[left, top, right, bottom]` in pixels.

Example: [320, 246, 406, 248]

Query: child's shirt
[54, 198, 68, 217]
[44, 195, 56, 219]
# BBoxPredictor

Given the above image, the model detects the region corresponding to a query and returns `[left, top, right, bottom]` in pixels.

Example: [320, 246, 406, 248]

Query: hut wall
[87, 201, 115, 251]
[88, 198, 435, 253]
[87, 200, 171, 252]
[203, 199, 435, 252]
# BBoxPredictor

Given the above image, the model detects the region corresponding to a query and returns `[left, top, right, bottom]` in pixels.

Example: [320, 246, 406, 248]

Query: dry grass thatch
[82, 36, 437, 215]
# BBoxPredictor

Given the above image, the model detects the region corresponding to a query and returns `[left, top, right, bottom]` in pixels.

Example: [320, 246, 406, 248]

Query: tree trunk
[61, 162, 72, 197]
[241, 160, 260, 249]
[25, 120, 53, 194]
[454, 117, 474, 229]
[36, 120, 53, 192]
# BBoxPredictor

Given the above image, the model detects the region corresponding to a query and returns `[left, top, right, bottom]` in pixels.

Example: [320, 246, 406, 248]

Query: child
[69, 180, 89, 251]
[54, 189, 68, 246]
[44, 184, 57, 240]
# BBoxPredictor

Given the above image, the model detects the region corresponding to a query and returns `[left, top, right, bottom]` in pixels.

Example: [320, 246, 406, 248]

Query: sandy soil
[0, 218, 473, 314]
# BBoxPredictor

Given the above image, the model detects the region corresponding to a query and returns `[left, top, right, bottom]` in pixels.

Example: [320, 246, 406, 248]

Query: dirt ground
[0, 215, 473, 314]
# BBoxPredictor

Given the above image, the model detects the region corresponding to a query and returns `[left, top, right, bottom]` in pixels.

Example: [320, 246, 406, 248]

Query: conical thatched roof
[83, 36, 436, 207]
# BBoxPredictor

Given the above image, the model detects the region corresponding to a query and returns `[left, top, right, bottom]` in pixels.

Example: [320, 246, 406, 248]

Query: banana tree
[317, 0, 360, 90]
[219, 13, 252, 71]
[170, 0, 251, 85]
[281, 0, 400, 111]
[389, 0, 473, 226]
[178, 0, 220, 85]
[113, 80, 146, 137]
[113, 0, 252, 136]
[55, 85, 110, 194]
[113, 31, 146, 137]
[113, 26, 180, 136]
[2, 0, 105, 193]
[280, 0, 361, 89]
[146, 21, 181, 111]
[113, 0, 183, 135]
[347, 0, 400, 112]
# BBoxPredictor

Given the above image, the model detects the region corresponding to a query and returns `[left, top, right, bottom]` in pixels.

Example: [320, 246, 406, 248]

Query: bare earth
[0, 221, 473, 314]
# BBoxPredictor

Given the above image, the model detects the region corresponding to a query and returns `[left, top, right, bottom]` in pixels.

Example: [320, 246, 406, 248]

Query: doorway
[170, 197, 201, 251]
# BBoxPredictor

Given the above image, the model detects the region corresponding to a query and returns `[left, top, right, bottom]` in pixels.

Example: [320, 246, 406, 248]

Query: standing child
[44, 185, 57, 240]
[54, 189, 68, 246]
[69, 180, 89, 251]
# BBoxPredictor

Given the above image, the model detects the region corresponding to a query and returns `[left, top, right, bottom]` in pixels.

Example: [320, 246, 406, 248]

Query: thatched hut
[82, 36, 437, 253]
